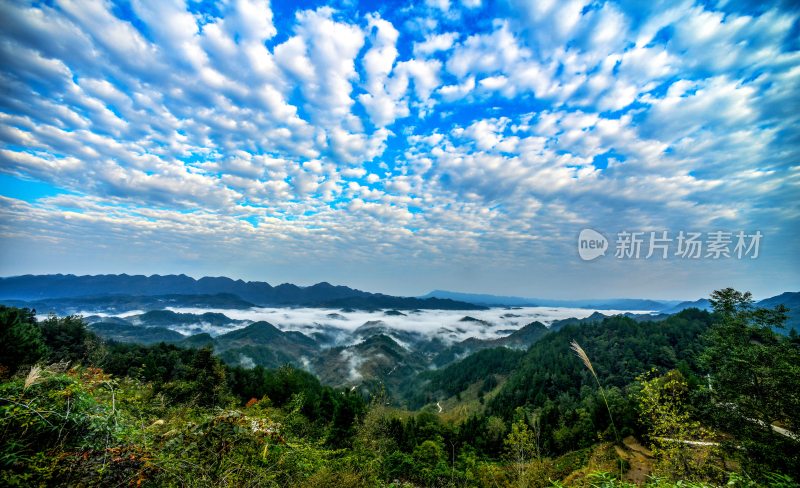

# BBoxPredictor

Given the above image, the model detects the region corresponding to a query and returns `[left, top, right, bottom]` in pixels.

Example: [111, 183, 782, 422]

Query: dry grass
[23, 364, 43, 391]
[570, 340, 597, 379]
[570, 341, 619, 444]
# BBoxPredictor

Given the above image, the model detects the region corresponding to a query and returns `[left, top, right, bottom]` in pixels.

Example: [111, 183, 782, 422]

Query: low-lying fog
[97, 306, 653, 345]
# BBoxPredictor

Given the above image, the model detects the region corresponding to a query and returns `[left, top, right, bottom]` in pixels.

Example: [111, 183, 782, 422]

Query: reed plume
[570, 340, 620, 444]
[23, 365, 42, 391]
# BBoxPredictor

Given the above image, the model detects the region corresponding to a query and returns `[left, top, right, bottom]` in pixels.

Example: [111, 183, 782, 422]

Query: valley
[75, 305, 650, 402]
[1, 278, 798, 486]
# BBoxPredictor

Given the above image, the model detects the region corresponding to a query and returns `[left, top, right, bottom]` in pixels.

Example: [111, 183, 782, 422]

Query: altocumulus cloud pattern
[0, 0, 798, 297]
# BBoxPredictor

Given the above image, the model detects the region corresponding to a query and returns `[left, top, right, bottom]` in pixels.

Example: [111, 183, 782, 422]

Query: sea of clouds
[140, 306, 654, 344]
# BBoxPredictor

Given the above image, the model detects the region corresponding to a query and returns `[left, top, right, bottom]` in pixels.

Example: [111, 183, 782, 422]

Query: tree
[504, 416, 536, 486]
[0, 306, 47, 374]
[189, 346, 229, 407]
[38, 314, 93, 364]
[703, 288, 800, 477]
[637, 369, 717, 480]
[411, 438, 448, 486]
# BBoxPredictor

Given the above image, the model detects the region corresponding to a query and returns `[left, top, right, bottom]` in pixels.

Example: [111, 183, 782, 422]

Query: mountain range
[424, 290, 800, 331]
[1, 274, 797, 397]
[0, 274, 485, 312]
[2, 275, 796, 334]
[421, 290, 678, 310]
[5, 274, 794, 316]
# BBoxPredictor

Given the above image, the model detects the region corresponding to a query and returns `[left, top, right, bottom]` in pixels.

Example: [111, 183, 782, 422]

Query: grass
[570, 340, 620, 444]
[23, 364, 42, 391]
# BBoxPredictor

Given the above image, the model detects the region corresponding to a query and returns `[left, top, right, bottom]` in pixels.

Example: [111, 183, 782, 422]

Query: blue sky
[0, 0, 798, 300]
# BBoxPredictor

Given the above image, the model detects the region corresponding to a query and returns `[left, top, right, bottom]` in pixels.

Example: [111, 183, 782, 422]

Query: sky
[0, 0, 798, 300]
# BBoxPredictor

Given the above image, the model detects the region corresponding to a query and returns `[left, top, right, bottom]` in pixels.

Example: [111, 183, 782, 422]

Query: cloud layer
[0, 0, 798, 298]
[103, 305, 643, 344]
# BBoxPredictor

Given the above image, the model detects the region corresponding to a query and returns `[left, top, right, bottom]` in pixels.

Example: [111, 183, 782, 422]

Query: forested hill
[1, 290, 799, 486]
[485, 309, 715, 456]
[405, 309, 713, 419]
[0, 274, 484, 310]
[489, 309, 713, 419]
[404, 304, 799, 473]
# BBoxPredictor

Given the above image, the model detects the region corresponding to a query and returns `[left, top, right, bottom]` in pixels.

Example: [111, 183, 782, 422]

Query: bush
[0, 367, 122, 486]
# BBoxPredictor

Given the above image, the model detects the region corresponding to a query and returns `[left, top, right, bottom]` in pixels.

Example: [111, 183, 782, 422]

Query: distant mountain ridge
[422, 290, 675, 310]
[660, 298, 712, 314]
[1, 293, 257, 315]
[0, 274, 484, 311]
[425, 289, 800, 333]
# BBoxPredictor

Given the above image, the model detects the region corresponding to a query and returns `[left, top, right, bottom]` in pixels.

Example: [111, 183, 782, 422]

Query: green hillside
[0, 289, 798, 486]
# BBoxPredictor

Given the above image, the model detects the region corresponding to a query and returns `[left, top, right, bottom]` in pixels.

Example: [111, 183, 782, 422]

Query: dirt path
[615, 436, 654, 485]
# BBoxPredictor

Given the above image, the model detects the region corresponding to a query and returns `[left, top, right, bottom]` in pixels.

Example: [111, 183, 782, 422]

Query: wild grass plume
[22, 364, 42, 391]
[23, 364, 42, 391]
[570, 340, 620, 444]
[570, 340, 597, 378]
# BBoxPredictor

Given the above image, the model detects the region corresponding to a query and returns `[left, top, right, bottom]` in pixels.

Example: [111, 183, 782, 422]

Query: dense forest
[1, 288, 798, 486]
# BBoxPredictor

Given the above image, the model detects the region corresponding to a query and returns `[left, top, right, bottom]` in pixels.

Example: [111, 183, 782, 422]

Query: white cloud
[154, 305, 640, 344]
[395, 59, 443, 102]
[438, 76, 475, 101]
[277, 8, 364, 120]
[359, 14, 407, 127]
[425, 0, 451, 13]
[641, 77, 758, 143]
[0, 0, 796, 298]
[446, 21, 525, 78]
[413, 32, 459, 57]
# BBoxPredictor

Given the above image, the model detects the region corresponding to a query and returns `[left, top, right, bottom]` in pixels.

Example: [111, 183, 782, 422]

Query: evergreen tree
[0, 306, 47, 374]
[703, 288, 800, 477]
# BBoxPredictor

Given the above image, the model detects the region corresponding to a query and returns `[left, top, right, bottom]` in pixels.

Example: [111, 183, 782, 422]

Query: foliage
[410, 347, 525, 407]
[100, 342, 231, 407]
[637, 369, 721, 481]
[0, 293, 797, 487]
[0, 367, 130, 486]
[702, 288, 800, 479]
[0, 306, 47, 374]
[504, 415, 539, 485]
[227, 364, 367, 445]
[487, 309, 714, 454]
[38, 314, 95, 365]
